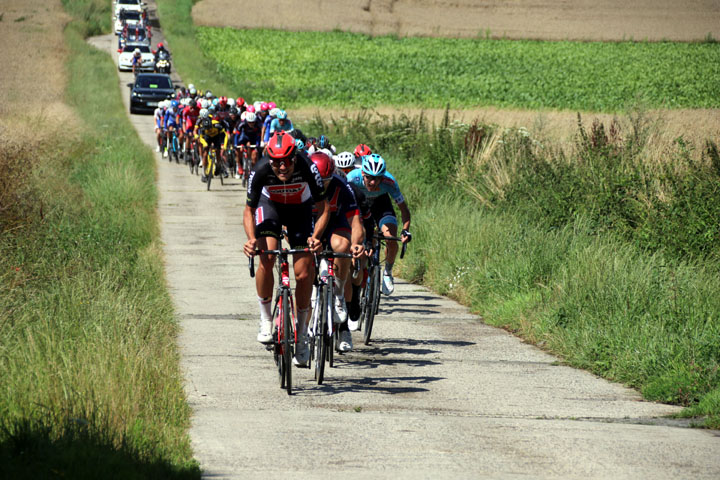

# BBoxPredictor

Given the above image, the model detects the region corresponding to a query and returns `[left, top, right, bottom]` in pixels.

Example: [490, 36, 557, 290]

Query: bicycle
[309, 249, 355, 384]
[204, 147, 223, 190]
[249, 247, 312, 395]
[168, 128, 180, 164]
[358, 233, 407, 345]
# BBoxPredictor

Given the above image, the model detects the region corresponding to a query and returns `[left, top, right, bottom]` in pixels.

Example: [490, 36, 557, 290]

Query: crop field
[197, 27, 720, 112]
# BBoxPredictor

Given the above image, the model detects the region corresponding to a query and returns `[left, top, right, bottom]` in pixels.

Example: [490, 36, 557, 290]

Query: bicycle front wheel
[314, 284, 327, 384]
[282, 289, 293, 395]
[364, 266, 381, 345]
[205, 154, 214, 191]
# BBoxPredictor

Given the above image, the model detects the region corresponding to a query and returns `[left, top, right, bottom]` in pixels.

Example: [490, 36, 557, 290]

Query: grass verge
[0, 2, 200, 477]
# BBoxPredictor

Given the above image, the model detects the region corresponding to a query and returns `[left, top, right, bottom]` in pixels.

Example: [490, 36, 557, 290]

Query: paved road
[90, 10, 720, 478]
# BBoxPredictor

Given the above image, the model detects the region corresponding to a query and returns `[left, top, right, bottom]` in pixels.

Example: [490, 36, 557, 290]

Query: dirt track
[193, 0, 720, 42]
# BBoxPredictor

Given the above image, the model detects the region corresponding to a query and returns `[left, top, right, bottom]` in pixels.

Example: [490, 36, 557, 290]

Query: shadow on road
[297, 375, 445, 396]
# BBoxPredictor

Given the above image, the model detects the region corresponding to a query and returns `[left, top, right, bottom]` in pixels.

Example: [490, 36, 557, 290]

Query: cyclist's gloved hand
[401, 229, 412, 243]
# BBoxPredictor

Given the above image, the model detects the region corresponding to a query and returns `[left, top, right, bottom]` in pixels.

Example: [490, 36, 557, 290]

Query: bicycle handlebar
[248, 247, 312, 278]
[373, 234, 408, 259]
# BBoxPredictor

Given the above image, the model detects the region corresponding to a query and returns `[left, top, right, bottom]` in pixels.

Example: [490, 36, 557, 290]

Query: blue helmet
[295, 139, 305, 151]
[318, 134, 330, 149]
[361, 153, 386, 176]
[276, 109, 287, 120]
[170, 100, 179, 108]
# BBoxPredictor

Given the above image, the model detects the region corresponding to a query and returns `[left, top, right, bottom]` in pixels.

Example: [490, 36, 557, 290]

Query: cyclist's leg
[254, 199, 282, 342]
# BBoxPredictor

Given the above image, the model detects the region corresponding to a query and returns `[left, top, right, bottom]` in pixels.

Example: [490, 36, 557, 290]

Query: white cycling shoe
[338, 330, 353, 352]
[382, 273, 395, 295]
[256, 318, 272, 344]
[334, 294, 348, 324]
[293, 335, 310, 367]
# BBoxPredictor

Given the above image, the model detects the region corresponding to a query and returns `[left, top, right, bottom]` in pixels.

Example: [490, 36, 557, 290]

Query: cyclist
[353, 144, 372, 165]
[243, 132, 330, 367]
[153, 100, 167, 153]
[196, 108, 226, 183]
[318, 135, 336, 155]
[181, 99, 200, 160]
[346, 153, 411, 296]
[334, 151, 374, 327]
[310, 152, 365, 352]
[269, 110, 294, 135]
[235, 110, 263, 170]
[163, 100, 180, 158]
[131, 48, 142, 76]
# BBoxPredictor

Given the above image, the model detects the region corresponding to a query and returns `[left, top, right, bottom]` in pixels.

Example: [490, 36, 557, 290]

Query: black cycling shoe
[201, 175, 207, 183]
[348, 286, 361, 321]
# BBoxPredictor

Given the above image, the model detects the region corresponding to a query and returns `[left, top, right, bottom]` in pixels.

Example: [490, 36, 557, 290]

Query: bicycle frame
[249, 247, 311, 395]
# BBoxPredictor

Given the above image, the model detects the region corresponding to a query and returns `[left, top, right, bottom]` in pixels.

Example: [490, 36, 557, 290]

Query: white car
[114, 10, 144, 35]
[114, 0, 145, 17]
[118, 44, 155, 72]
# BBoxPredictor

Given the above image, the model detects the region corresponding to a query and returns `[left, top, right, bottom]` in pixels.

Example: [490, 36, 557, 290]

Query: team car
[114, 0, 145, 17]
[114, 10, 143, 35]
[128, 73, 175, 114]
[118, 44, 154, 72]
[118, 25, 150, 50]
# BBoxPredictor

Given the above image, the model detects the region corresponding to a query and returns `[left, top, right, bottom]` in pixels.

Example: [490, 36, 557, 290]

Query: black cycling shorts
[369, 193, 397, 229]
[255, 197, 314, 248]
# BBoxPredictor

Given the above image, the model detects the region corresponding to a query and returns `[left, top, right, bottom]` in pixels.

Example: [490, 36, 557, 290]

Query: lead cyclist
[345, 153, 411, 296]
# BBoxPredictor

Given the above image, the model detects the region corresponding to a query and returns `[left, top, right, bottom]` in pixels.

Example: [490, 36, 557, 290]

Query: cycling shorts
[369, 193, 397, 229]
[254, 197, 314, 249]
[200, 132, 225, 149]
[322, 216, 351, 244]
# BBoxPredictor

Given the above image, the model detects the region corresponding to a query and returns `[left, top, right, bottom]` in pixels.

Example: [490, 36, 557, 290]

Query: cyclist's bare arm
[349, 213, 366, 257]
[243, 205, 257, 256]
[397, 200, 411, 241]
[308, 199, 330, 252]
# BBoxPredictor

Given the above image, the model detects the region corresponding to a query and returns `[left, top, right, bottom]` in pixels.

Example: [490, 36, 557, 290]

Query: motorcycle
[154, 51, 171, 74]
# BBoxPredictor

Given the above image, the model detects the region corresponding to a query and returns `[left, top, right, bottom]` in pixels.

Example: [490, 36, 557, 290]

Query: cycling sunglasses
[269, 157, 295, 168]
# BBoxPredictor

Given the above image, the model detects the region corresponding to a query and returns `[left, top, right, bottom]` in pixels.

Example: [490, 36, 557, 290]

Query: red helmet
[267, 132, 296, 160]
[219, 96, 228, 107]
[158, 42, 163, 48]
[246, 105, 255, 113]
[236, 97, 245, 106]
[261, 102, 269, 111]
[310, 152, 335, 180]
[354, 144, 372, 158]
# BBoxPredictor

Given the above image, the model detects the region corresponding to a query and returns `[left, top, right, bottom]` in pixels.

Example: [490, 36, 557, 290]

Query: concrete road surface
[89, 8, 720, 478]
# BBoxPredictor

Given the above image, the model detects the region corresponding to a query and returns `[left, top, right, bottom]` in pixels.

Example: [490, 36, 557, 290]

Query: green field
[197, 27, 720, 111]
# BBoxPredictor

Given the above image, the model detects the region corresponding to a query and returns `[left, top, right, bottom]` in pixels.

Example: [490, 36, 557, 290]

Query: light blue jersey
[346, 168, 405, 204]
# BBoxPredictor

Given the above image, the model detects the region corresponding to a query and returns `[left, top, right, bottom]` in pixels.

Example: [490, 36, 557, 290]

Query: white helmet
[269, 107, 281, 117]
[253, 101, 262, 112]
[133, 48, 141, 56]
[188, 83, 195, 90]
[334, 151, 355, 169]
[227, 98, 235, 107]
[200, 99, 209, 109]
[199, 108, 209, 119]
[240, 111, 247, 121]
[245, 112, 256, 123]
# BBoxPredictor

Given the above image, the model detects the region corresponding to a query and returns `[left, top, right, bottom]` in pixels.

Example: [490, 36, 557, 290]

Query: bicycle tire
[327, 280, 335, 367]
[314, 284, 327, 384]
[172, 135, 180, 163]
[282, 289, 293, 395]
[363, 265, 381, 345]
[205, 152, 214, 191]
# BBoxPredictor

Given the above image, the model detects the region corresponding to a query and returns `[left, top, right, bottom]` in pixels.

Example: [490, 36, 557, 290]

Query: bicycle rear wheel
[314, 284, 327, 384]
[282, 289, 293, 395]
